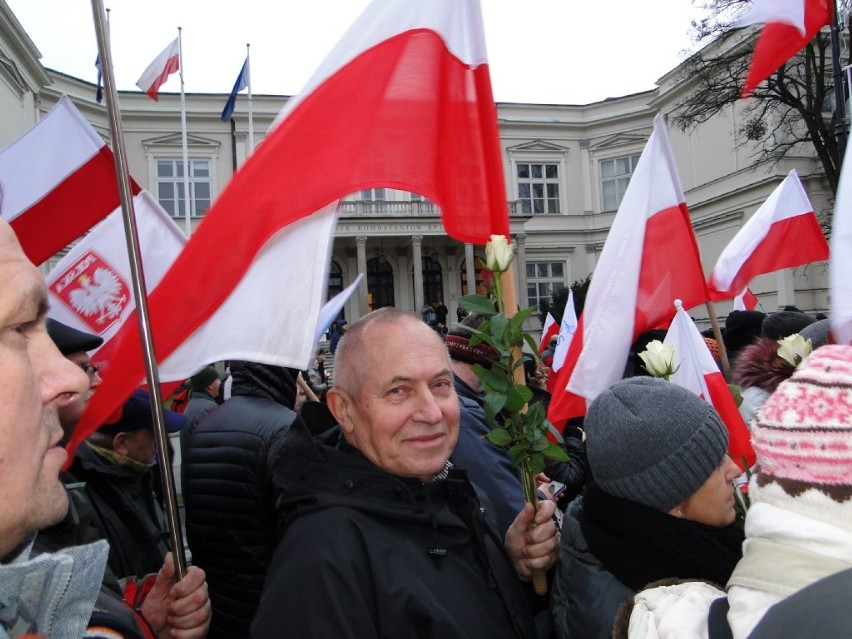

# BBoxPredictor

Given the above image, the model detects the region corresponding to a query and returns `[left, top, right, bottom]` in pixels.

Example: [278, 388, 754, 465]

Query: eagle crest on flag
[50, 250, 130, 333]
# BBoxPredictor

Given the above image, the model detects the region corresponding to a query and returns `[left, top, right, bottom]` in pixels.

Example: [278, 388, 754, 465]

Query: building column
[776, 269, 795, 309]
[580, 139, 593, 214]
[412, 234, 424, 311]
[356, 236, 368, 316]
[464, 242, 476, 294]
[515, 233, 527, 308]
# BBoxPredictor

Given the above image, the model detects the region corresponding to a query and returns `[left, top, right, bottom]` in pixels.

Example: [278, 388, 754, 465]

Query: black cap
[46, 318, 104, 356]
[99, 389, 186, 436]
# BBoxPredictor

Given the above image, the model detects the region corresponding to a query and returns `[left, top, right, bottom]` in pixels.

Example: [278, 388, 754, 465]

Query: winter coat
[70, 443, 169, 580]
[626, 492, 852, 638]
[451, 374, 524, 537]
[183, 391, 218, 429]
[181, 362, 297, 639]
[252, 425, 538, 639]
[551, 499, 632, 639]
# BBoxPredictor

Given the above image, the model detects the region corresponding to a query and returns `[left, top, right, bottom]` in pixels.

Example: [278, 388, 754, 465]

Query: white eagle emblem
[68, 267, 128, 327]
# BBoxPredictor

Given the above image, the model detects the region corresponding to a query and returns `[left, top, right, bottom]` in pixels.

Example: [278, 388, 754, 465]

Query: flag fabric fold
[548, 113, 708, 424]
[664, 301, 757, 469]
[136, 38, 180, 100]
[552, 288, 577, 373]
[220, 57, 249, 121]
[707, 169, 828, 300]
[539, 312, 558, 354]
[737, 0, 833, 96]
[95, 55, 103, 103]
[68, 0, 510, 463]
[831, 146, 852, 344]
[0, 96, 140, 265]
[733, 287, 759, 311]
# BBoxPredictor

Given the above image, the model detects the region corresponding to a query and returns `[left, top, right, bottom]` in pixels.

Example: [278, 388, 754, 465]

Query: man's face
[330, 318, 460, 483]
[0, 222, 89, 556]
[57, 351, 102, 438]
[116, 428, 157, 465]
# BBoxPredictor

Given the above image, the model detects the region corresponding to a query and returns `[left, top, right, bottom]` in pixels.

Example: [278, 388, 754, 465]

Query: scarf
[86, 442, 153, 475]
[580, 483, 744, 591]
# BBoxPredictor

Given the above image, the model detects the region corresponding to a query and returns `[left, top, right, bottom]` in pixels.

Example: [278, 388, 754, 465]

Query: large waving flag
[548, 114, 708, 424]
[220, 57, 249, 121]
[665, 301, 756, 469]
[707, 170, 828, 301]
[552, 288, 578, 373]
[137, 38, 180, 100]
[737, 0, 833, 96]
[831, 146, 852, 344]
[0, 96, 140, 265]
[67, 0, 510, 461]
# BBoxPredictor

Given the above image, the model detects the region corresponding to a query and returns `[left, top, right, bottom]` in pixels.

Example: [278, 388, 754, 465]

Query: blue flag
[220, 58, 249, 121]
[95, 55, 103, 103]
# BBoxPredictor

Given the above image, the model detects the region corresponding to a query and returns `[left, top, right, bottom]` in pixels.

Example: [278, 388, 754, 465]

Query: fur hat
[731, 337, 796, 394]
[750, 345, 852, 527]
[585, 377, 729, 513]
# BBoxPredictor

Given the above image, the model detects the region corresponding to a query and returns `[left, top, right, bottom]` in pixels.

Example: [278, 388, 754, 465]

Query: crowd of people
[2, 203, 850, 638]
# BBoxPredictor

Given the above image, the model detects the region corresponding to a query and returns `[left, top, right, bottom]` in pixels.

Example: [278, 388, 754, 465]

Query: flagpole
[705, 301, 731, 379]
[91, 0, 187, 579]
[246, 43, 255, 153]
[178, 27, 192, 237]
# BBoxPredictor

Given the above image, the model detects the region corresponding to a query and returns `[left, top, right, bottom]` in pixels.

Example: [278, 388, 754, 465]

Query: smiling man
[253, 308, 559, 638]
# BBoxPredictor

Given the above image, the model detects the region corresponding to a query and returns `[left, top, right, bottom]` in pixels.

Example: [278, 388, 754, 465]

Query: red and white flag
[831, 145, 852, 344]
[552, 288, 577, 373]
[733, 287, 759, 311]
[0, 96, 139, 265]
[68, 0, 509, 461]
[548, 114, 708, 424]
[137, 38, 180, 100]
[665, 301, 756, 469]
[737, 0, 832, 96]
[539, 312, 558, 354]
[708, 170, 828, 300]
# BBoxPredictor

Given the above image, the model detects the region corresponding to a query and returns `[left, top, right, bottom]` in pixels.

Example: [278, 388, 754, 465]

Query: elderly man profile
[0, 218, 210, 636]
[253, 308, 559, 638]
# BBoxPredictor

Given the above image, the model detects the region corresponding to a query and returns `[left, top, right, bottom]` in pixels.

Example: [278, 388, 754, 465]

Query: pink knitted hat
[751, 345, 852, 497]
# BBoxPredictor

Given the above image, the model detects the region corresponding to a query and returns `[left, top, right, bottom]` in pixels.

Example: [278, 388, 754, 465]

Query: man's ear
[112, 432, 128, 456]
[327, 388, 354, 434]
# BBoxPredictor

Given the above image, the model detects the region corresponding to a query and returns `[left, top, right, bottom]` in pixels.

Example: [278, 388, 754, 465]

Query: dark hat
[585, 377, 728, 512]
[799, 318, 832, 349]
[99, 389, 186, 436]
[723, 310, 766, 354]
[189, 366, 219, 391]
[46, 318, 103, 356]
[761, 311, 816, 341]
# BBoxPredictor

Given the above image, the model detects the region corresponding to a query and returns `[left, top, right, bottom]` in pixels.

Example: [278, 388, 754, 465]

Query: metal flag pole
[90, 0, 188, 579]
[831, 0, 848, 167]
[246, 42, 255, 153]
[178, 26, 192, 237]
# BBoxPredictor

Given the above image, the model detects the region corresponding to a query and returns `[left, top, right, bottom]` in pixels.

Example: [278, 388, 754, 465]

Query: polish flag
[137, 38, 180, 100]
[548, 114, 708, 424]
[0, 96, 140, 265]
[733, 287, 758, 311]
[68, 0, 509, 461]
[665, 300, 756, 469]
[708, 170, 828, 301]
[539, 312, 558, 354]
[737, 0, 832, 96]
[831, 145, 852, 344]
[552, 288, 578, 373]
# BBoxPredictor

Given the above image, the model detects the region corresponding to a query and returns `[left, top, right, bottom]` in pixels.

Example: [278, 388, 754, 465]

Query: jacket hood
[230, 361, 297, 408]
[731, 337, 796, 393]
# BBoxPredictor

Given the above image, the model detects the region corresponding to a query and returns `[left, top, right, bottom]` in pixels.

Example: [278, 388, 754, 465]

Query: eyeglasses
[79, 362, 100, 379]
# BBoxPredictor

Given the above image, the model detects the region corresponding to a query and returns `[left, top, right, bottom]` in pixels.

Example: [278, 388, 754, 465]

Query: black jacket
[181, 362, 297, 639]
[252, 425, 537, 639]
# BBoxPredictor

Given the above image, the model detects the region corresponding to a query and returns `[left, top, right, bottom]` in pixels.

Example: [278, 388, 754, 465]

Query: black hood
[230, 361, 297, 408]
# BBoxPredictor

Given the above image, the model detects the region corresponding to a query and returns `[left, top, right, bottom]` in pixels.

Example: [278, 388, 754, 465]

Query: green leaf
[457, 295, 497, 315]
[483, 392, 506, 425]
[489, 313, 509, 342]
[545, 420, 565, 445]
[522, 332, 540, 355]
[529, 453, 546, 475]
[505, 384, 533, 411]
[508, 305, 537, 330]
[485, 428, 512, 446]
[474, 365, 509, 393]
[533, 438, 550, 452]
[544, 443, 570, 462]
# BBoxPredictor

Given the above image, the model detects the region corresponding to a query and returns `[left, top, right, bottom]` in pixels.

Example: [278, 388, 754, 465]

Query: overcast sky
[7, 0, 708, 105]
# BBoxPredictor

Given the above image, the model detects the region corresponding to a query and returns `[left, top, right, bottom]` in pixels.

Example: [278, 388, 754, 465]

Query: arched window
[367, 256, 394, 310]
[421, 256, 443, 305]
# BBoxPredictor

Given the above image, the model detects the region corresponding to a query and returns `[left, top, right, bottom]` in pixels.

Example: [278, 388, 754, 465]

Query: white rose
[777, 334, 813, 368]
[485, 234, 513, 273]
[638, 340, 676, 379]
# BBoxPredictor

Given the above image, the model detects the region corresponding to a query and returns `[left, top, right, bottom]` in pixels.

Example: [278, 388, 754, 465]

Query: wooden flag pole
[499, 267, 548, 596]
[91, 0, 187, 579]
[705, 301, 731, 380]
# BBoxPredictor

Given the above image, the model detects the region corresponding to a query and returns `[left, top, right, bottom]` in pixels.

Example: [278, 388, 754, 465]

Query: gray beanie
[585, 377, 729, 512]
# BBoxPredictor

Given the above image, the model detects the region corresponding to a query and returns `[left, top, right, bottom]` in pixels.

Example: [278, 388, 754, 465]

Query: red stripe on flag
[148, 55, 180, 100]
[709, 213, 828, 301]
[10, 147, 140, 265]
[705, 371, 756, 469]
